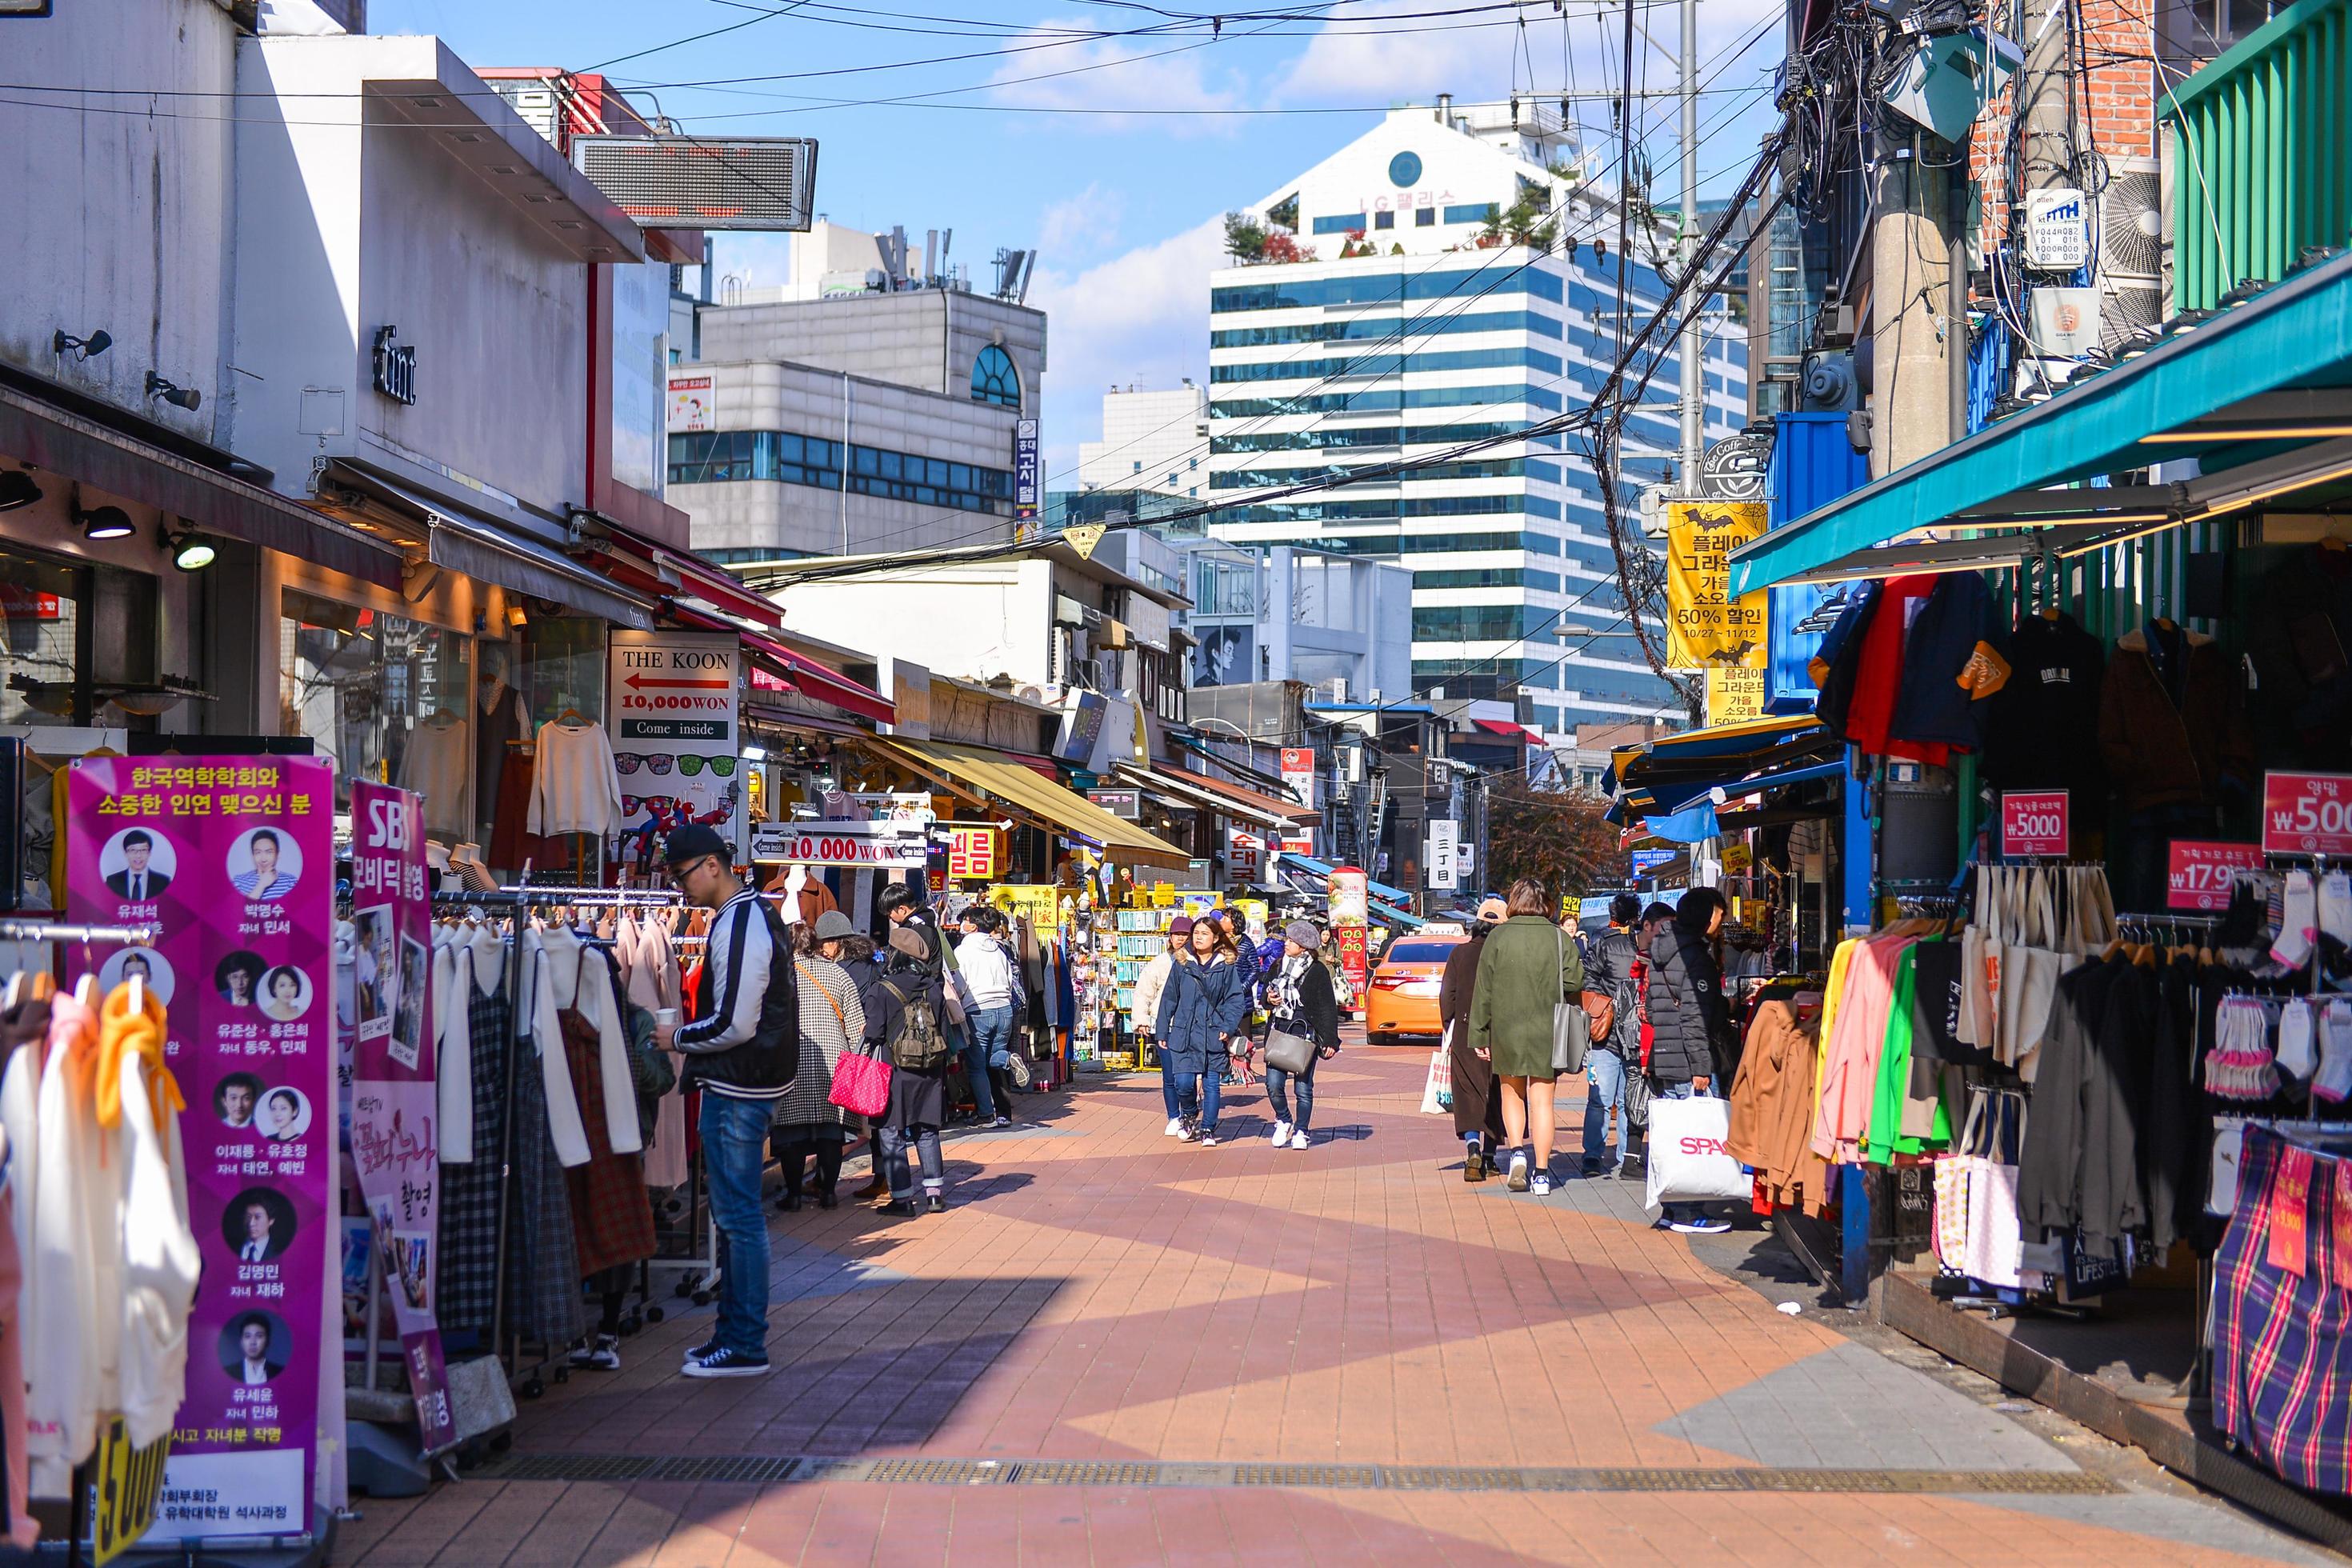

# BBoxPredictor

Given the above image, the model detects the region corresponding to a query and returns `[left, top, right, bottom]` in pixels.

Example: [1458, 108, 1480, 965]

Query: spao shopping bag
[1642, 1092, 1750, 1209]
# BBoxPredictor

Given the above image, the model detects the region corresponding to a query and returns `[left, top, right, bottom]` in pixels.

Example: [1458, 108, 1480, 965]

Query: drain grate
[475, 1453, 2120, 1497]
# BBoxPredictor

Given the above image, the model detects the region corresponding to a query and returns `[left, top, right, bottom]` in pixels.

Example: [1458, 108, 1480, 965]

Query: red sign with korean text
[1999, 790, 2070, 858]
[2166, 840, 2262, 911]
[2261, 770, 2352, 858]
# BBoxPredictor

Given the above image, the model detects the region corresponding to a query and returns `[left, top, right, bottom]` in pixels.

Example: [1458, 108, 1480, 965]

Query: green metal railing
[2161, 0, 2352, 311]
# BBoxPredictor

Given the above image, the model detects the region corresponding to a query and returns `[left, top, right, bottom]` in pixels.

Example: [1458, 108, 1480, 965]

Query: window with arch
[970, 345, 1021, 408]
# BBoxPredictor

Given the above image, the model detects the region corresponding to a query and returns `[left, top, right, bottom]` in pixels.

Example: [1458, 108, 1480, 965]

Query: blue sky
[378, 0, 1783, 478]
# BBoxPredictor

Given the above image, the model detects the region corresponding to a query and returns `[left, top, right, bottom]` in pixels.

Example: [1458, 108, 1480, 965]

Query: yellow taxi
[1362, 928, 1468, 1045]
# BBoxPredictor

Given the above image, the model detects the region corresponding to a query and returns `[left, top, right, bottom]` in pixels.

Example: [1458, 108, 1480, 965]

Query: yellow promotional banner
[1666, 501, 1770, 670]
[1704, 665, 1767, 728]
[92, 1414, 170, 1565]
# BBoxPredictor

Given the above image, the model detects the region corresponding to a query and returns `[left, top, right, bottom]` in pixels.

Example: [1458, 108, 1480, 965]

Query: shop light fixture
[142, 371, 201, 413]
[2192, 455, 2352, 522]
[2140, 426, 2352, 444]
[741, 745, 767, 762]
[50, 327, 110, 362]
[76, 504, 135, 542]
[2056, 517, 2189, 558]
[161, 526, 217, 572]
[505, 602, 529, 629]
[0, 471, 39, 512]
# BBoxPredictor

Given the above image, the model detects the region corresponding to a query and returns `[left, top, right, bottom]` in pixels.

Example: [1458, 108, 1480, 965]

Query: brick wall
[1968, 0, 2158, 247]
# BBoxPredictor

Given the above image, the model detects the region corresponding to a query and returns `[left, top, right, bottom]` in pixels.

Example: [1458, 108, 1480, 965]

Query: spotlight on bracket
[51, 328, 111, 362]
[144, 371, 202, 412]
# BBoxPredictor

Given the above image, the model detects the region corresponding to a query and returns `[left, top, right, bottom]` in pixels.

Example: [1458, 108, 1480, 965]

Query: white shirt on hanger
[526, 721, 624, 837]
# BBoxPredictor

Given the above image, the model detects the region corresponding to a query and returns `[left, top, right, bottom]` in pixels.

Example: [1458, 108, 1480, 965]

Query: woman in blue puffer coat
[1155, 916, 1251, 1146]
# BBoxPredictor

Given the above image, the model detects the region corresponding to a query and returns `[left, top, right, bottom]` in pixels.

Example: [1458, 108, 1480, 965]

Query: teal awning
[1729, 249, 2352, 596]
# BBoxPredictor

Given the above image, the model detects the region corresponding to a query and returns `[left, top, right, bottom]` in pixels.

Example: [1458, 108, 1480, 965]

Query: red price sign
[2167, 840, 2262, 910]
[1999, 790, 2070, 858]
[2261, 770, 2352, 858]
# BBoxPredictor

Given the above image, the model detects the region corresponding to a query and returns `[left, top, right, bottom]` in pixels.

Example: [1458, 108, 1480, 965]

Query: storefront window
[0, 544, 157, 727]
[518, 618, 606, 729]
[278, 590, 474, 828]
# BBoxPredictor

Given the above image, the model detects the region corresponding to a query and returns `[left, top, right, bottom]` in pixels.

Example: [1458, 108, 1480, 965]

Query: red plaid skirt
[558, 1004, 658, 1276]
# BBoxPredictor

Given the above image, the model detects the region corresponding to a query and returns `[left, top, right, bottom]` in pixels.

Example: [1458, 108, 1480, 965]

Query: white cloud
[988, 17, 1242, 135]
[1040, 182, 1122, 254]
[1027, 214, 1226, 480]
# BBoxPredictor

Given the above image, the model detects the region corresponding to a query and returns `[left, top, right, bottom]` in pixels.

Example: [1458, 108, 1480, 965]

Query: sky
[378, 0, 1785, 481]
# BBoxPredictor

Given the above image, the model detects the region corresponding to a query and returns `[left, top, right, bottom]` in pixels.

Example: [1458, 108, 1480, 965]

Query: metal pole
[1677, 0, 1702, 486]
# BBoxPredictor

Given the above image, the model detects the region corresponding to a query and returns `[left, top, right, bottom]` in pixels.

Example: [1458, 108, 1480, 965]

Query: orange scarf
[95, 982, 182, 1134]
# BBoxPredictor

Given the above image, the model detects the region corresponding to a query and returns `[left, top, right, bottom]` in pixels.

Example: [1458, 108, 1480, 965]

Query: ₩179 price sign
[2261, 770, 2352, 858]
[2000, 790, 2070, 858]
[2168, 840, 2263, 911]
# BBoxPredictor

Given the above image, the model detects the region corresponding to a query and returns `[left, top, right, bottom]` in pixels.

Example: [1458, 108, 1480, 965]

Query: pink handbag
[830, 1048, 892, 1118]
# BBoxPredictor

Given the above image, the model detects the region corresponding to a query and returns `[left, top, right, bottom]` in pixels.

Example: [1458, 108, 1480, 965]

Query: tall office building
[1205, 98, 1747, 735]
[1078, 382, 1210, 500]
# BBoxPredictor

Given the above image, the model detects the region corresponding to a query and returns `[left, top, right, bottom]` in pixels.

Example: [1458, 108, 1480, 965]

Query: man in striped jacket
[658, 825, 797, 1378]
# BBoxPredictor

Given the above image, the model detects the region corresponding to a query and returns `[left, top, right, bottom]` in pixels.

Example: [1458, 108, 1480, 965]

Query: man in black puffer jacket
[1580, 894, 1645, 1178]
[1646, 887, 1734, 1233]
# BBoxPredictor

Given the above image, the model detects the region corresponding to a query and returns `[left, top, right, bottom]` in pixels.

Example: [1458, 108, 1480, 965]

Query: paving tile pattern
[338, 1035, 2324, 1566]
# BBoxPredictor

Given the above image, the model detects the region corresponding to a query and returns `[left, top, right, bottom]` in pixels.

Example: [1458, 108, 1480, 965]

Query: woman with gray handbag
[1262, 921, 1340, 1150]
[1468, 878, 1586, 1195]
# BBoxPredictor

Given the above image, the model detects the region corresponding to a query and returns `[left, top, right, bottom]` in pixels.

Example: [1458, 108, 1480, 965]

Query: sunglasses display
[675, 754, 737, 778]
[620, 752, 740, 778]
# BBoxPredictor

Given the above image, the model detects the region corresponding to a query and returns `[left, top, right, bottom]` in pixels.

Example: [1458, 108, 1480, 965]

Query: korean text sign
[346, 782, 454, 1454]
[2261, 770, 2352, 858]
[67, 757, 334, 1544]
[1665, 502, 1769, 672]
[2166, 840, 2262, 911]
[1999, 791, 2070, 858]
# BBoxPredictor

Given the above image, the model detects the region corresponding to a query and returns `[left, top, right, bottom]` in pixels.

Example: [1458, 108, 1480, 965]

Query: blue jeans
[1582, 1049, 1629, 1173]
[881, 1122, 943, 1198]
[1159, 1054, 1182, 1119]
[970, 1003, 1016, 1070]
[698, 1092, 774, 1358]
[1175, 1058, 1224, 1134]
[957, 1016, 1000, 1121]
[1655, 1080, 1709, 1225]
[1264, 1058, 1314, 1132]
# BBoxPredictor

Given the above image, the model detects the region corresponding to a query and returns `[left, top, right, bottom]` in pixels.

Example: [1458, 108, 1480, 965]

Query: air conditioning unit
[1316, 676, 1349, 703]
[2095, 155, 2164, 348]
[1639, 482, 1674, 538]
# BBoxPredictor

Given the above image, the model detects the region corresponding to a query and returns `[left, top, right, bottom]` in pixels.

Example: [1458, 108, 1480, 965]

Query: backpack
[880, 977, 950, 1072]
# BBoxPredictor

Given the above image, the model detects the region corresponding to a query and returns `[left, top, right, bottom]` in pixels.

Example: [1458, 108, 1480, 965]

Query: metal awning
[1113, 763, 1290, 830]
[877, 738, 1190, 869]
[332, 466, 658, 628]
[1606, 718, 1842, 825]
[570, 514, 785, 627]
[1729, 248, 2352, 595]
[0, 383, 402, 587]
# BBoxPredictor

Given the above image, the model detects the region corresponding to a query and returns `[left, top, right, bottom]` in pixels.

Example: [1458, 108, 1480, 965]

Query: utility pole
[1678, 0, 1703, 486]
[1869, 133, 1959, 478]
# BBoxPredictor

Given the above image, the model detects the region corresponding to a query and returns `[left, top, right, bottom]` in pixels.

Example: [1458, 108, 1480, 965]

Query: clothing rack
[0, 919, 156, 945]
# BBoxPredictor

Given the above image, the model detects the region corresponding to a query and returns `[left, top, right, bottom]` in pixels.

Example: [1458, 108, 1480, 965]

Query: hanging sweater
[97, 985, 198, 1450]
[23, 993, 102, 1496]
[526, 720, 624, 836]
[522, 926, 644, 1166]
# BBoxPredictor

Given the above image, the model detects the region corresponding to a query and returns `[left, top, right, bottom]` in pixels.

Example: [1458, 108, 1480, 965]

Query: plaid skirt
[437, 976, 510, 1335]
[505, 1016, 584, 1349]
[558, 1004, 658, 1276]
[2211, 1125, 2352, 1495]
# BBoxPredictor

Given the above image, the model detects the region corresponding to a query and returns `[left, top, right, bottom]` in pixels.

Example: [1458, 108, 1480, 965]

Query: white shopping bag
[1419, 1042, 1452, 1115]
[1642, 1092, 1750, 1209]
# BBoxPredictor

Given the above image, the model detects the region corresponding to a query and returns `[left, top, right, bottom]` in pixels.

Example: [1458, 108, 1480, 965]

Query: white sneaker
[1288, 1129, 1310, 1150]
[1270, 1122, 1293, 1146]
[1165, 1118, 1185, 1137]
[1199, 1132, 1219, 1146]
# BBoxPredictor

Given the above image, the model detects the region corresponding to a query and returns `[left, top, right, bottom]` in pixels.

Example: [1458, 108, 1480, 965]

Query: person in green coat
[1467, 878, 1586, 1195]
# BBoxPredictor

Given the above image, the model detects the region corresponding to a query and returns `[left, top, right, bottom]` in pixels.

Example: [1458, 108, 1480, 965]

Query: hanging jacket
[1817, 574, 2007, 761]
[2248, 542, 2352, 769]
[2098, 626, 2255, 814]
[1982, 611, 2107, 798]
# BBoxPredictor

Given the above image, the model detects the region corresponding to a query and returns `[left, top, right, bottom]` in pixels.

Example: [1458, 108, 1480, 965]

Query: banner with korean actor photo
[345, 782, 454, 1454]
[69, 757, 334, 1545]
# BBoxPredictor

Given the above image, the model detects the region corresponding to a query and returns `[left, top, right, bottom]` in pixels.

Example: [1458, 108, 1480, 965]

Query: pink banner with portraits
[346, 782, 454, 1454]
[68, 756, 334, 1542]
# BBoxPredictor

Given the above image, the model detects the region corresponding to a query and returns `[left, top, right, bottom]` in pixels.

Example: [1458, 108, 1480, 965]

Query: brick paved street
[336, 1034, 2330, 1566]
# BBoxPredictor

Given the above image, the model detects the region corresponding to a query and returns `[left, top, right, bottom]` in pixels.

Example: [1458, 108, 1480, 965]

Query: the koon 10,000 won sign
[610, 630, 742, 857]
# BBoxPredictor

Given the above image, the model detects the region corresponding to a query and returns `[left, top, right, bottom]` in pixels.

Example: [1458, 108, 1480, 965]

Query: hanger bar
[0, 920, 156, 945]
